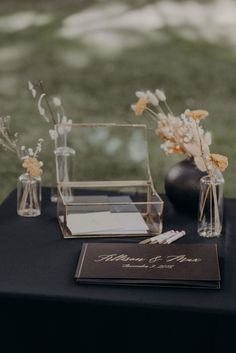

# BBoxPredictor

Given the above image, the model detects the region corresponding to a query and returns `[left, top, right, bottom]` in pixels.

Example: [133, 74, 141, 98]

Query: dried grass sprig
[0, 114, 44, 215]
[131, 89, 228, 175]
[0, 116, 21, 157]
[0, 114, 44, 170]
[28, 80, 72, 142]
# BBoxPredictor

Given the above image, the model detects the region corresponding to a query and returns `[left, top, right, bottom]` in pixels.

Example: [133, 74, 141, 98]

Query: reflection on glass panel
[56, 124, 149, 182]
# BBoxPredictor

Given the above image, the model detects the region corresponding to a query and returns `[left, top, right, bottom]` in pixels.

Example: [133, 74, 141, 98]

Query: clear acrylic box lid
[55, 123, 153, 183]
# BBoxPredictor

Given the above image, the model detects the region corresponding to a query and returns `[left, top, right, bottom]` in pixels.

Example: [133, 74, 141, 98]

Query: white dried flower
[66, 119, 72, 133]
[160, 140, 174, 154]
[158, 113, 167, 120]
[61, 116, 67, 124]
[28, 81, 36, 98]
[49, 129, 58, 140]
[194, 156, 207, 172]
[183, 142, 201, 157]
[52, 97, 62, 107]
[58, 125, 65, 135]
[183, 136, 191, 143]
[155, 89, 166, 101]
[57, 116, 72, 135]
[146, 90, 159, 106]
[38, 94, 50, 123]
[203, 132, 212, 146]
[28, 148, 34, 156]
[135, 91, 147, 99]
[131, 104, 136, 112]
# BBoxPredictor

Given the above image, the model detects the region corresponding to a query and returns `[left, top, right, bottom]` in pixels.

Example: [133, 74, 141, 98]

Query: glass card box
[56, 123, 164, 238]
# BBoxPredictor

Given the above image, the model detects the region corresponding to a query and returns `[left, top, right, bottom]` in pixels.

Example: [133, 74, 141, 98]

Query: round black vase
[164, 158, 206, 215]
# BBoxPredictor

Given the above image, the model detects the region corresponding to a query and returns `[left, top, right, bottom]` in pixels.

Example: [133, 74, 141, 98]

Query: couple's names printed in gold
[94, 253, 202, 268]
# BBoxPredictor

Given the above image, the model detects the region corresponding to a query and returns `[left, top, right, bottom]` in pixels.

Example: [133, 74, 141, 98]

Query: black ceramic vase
[164, 158, 206, 215]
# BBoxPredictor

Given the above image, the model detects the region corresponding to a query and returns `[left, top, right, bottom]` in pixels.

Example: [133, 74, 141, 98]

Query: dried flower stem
[195, 121, 221, 231]
[194, 121, 208, 173]
[199, 179, 221, 233]
[0, 120, 20, 157]
[143, 112, 158, 130]
[18, 178, 40, 214]
[38, 80, 57, 125]
[199, 182, 210, 221]
[19, 180, 30, 211]
[212, 179, 221, 233]
[145, 108, 159, 126]
[164, 101, 173, 115]
[0, 138, 16, 154]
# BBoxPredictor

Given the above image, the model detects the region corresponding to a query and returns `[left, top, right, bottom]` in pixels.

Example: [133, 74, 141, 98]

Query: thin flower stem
[19, 180, 30, 211]
[1, 132, 17, 151]
[145, 108, 159, 125]
[156, 104, 166, 116]
[143, 112, 158, 129]
[64, 133, 67, 148]
[29, 182, 33, 210]
[199, 183, 211, 221]
[59, 105, 65, 120]
[19, 177, 40, 214]
[0, 140, 17, 154]
[194, 121, 209, 173]
[212, 181, 221, 233]
[164, 101, 173, 115]
[210, 185, 213, 232]
[32, 183, 40, 210]
[199, 176, 221, 233]
[38, 80, 57, 125]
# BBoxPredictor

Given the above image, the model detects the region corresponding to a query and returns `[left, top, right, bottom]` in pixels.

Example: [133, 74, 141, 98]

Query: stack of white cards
[66, 211, 148, 236]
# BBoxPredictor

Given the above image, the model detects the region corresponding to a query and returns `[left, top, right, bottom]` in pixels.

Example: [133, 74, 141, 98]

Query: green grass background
[0, 0, 235, 202]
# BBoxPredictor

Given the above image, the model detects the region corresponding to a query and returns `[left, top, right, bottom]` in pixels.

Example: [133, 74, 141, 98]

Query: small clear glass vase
[17, 173, 41, 217]
[198, 172, 224, 238]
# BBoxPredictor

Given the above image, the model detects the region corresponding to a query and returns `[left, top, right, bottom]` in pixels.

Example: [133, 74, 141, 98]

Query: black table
[0, 188, 235, 353]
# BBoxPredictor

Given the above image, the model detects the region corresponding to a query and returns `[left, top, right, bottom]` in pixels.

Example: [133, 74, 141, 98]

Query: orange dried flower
[210, 153, 228, 172]
[169, 145, 185, 154]
[185, 110, 209, 120]
[22, 157, 42, 178]
[134, 97, 148, 116]
[158, 132, 168, 141]
[155, 128, 166, 140]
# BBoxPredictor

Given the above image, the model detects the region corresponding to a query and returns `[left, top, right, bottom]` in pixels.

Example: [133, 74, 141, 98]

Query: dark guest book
[75, 243, 221, 289]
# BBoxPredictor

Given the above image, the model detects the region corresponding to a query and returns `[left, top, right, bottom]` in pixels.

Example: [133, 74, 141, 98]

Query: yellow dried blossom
[134, 97, 149, 116]
[157, 132, 168, 141]
[210, 153, 228, 172]
[185, 110, 209, 120]
[169, 145, 185, 154]
[22, 157, 43, 178]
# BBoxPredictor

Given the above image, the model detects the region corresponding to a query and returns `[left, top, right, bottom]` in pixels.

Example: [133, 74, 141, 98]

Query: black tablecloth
[0, 188, 235, 353]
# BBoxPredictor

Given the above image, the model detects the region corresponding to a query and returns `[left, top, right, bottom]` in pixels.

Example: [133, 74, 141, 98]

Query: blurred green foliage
[0, 0, 235, 202]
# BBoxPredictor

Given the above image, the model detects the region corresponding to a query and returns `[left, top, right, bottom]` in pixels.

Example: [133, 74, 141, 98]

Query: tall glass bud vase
[50, 123, 75, 202]
[198, 172, 224, 238]
[17, 173, 41, 217]
[51, 146, 75, 202]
